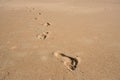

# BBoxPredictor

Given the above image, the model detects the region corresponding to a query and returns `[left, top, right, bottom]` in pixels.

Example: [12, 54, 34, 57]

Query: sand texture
[0, 0, 120, 80]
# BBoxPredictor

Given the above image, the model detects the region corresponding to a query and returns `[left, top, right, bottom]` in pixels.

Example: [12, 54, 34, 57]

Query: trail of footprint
[32, 9, 51, 40]
[53, 51, 80, 71]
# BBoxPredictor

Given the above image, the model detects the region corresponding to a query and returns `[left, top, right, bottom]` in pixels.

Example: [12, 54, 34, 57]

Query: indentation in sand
[43, 22, 51, 27]
[36, 31, 49, 40]
[53, 51, 81, 71]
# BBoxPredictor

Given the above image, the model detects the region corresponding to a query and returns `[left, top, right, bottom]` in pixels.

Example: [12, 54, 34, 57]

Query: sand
[0, 0, 120, 80]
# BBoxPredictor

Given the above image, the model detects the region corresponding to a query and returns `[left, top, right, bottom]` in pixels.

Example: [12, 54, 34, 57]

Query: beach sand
[0, 0, 120, 80]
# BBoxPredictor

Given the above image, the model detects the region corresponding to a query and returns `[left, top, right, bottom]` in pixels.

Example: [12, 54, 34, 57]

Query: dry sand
[0, 0, 120, 80]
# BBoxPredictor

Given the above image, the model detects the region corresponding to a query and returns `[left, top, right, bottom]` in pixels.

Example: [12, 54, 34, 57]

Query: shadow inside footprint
[53, 51, 80, 71]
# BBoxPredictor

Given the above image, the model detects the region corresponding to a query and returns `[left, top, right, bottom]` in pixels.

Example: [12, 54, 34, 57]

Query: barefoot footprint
[36, 32, 49, 40]
[53, 51, 80, 71]
[43, 22, 51, 27]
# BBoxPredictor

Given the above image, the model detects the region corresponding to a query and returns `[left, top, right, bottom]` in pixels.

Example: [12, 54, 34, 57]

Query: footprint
[43, 22, 51, 27]
[36, 32, 49, 40]
[53, 51, 80, 71]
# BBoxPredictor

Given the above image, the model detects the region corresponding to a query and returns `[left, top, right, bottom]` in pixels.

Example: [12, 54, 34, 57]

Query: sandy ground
[0, 0, 120, 80]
